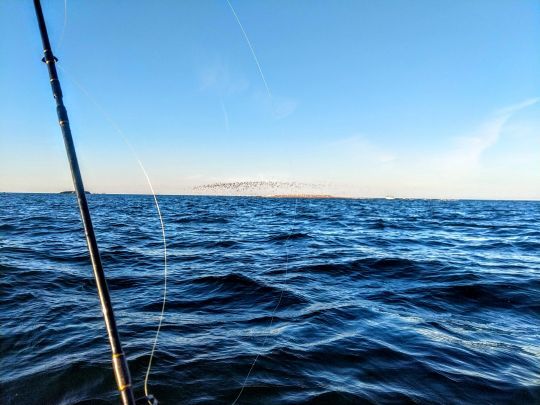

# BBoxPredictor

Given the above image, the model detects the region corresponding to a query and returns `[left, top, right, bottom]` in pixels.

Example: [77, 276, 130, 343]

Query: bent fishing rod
[32, 1, 150, 403]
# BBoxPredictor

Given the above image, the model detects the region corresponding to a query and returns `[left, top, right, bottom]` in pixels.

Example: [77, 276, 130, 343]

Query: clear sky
[1, 0, 539, 199]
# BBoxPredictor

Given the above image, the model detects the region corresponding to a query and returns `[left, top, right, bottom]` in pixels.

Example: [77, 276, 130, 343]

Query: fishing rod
[32, 1, 139, 403]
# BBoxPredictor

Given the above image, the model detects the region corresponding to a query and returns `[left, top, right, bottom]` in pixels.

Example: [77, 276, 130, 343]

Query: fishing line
[56, 64, 167, 402]
[225, 0, 273, 102]
[224, 2, 300, 402]
[231, 199, 298, 405]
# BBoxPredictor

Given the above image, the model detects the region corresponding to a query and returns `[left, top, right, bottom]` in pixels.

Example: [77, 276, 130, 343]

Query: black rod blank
[32, 1, 135, 403]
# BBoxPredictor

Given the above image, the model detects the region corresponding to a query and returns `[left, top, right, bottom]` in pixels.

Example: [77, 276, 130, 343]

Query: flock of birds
[193, 180, 323, 194]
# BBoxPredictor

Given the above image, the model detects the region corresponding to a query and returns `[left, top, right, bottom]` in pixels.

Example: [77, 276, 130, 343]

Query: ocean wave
[2, 194, 539, 404]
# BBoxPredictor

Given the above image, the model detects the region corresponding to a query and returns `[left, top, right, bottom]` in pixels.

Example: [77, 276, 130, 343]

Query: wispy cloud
[439, 98, 539, 173]
[199, 62, 249, 95]
[272, 96, 298, 119]
[496, 98, 539, 116]
[316, 98, 540, 198]
[200, 62, 298, 120]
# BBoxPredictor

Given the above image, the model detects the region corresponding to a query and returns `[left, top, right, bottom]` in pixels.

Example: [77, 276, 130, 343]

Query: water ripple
[1, 194, 539, 404]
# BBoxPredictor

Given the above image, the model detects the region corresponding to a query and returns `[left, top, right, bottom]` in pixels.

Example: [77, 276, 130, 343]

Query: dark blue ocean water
[1, 193, 539, 404]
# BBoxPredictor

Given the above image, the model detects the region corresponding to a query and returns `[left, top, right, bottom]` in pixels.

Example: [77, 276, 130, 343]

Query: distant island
[59, 190, 92, 195]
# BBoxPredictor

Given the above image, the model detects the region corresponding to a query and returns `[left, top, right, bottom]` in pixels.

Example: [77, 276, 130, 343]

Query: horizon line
[1, 190, 539, 202]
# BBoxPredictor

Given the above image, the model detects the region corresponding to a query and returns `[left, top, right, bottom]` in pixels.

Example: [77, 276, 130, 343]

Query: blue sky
[1, 0, 539, 199]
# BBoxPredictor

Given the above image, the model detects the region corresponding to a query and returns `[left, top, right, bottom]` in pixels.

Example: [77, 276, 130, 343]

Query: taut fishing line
[225, 0, 273, 102]
[232, 199, 299, 405]
[225, 1, 299, 403]
[56, 64, 167, 402]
